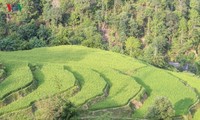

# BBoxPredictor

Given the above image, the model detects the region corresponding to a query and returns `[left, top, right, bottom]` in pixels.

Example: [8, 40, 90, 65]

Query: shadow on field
[92, 69, 112, 87]
[33, 67, 45, 88]
[112, 68, 152, 96]
[64, 66, 85, 89]
[114, 66, 152, 96]
[0, 80, 13, 97]
[133, 77, 152, 95]
[174, 98, 193, 115]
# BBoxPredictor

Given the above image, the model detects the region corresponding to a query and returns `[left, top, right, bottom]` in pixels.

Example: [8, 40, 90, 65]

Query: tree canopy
[0, 0, 200, 73]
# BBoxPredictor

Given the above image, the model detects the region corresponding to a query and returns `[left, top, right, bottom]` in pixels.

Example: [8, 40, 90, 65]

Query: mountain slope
[0, 45, 199, 119]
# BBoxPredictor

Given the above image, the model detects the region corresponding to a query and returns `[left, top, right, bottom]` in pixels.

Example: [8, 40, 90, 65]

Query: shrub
[53, 98, 77, 120]
[146, 97, 175, 120]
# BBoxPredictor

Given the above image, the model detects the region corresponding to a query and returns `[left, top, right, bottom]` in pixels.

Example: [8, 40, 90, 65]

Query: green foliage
[0, 46, 198, 119]
[2, 0, 200, 118]
[53, 100, 77, 120]
[37, 24, 51, 42]
[143, 45, 167, 68]
[0, 11, 6, 37]
[1, 0, 200, 73]
[17, 20, 38, 40]
[146, 97, 175, 120]
[125, 37, 142, 58]
[35, 97, 77, 120]
[24, 37, 46, 49]
[0, 37, 21, 51]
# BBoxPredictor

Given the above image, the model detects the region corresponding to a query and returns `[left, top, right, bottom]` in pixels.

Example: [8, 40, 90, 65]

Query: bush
[53, 98, 77, 120]
[36, 97, 77, 120]
[20, 37, 46, 50]
[17, 20, 39, 40]
[0, 37, 23, 51]
[146, 97, 175, 120]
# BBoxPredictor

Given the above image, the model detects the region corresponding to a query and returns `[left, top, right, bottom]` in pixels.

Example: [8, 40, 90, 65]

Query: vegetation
[68, 67, 106, 106]
[90, 68, 141, 109]
[0, 46, 199, 119]
[146, 97, 175, 120]
[0, 62, 33, 99]
[132, 67, 197, 118]
[34, 97, 77, 120]
[0, 63, 76, 114]
[194, 109, 200, 120]
[0, 0, 200, 73]
[1, 0, 200, 119]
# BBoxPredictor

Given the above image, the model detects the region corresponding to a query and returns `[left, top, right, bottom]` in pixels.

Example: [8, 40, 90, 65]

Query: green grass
[68, 66, 106, 106]
[0, 62, 33, 99]
[91, 68, 141, 109]
[194, 109, 200, 120]
[0, 45, 199, 118]
[0, 63, 75, 114]
[132, 67, 197, 118]
[169, 71, 200, 92]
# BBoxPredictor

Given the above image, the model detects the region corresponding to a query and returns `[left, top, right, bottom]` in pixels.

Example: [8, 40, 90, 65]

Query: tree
[0, 12, 7, 37]
[0, 36, 22, 51]
[188, 0, 200, 55]
[165, 13, 179, 42]
[37, 24, 52, 44]
[36, 97, 77, 120]
[15, 0, 42, 22]
[146, 97, 175, 120]
[175, 0, 189, 18]
[125, 37, 142, 58]
[143, 36, 168, 68]
[17, 20, 38, 40]
[128, 18, 143, 38]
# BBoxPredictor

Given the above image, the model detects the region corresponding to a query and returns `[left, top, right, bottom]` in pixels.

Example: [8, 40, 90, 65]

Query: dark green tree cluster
[0, 0, 200, 73]
[146, 97, 175, 120]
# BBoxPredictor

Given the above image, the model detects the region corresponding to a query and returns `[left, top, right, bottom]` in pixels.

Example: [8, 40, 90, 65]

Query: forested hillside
[0, 0, 200, 73]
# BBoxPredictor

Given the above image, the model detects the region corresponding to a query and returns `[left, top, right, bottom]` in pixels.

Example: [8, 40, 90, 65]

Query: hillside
[1, 0, 200, 75]
[0, 45, 200, 119]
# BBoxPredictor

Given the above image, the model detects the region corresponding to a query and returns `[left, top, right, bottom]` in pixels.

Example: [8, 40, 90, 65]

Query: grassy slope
[194, 109, 200, 120]
[169, 71, 200, 92]
[169, 72, 200, 119]
[0, 63, 76, 114]
[132, 67, 197, 118]
[91, 68, 141, 109]
[68, 66, 106, 106]
[0, 62, 32, 99]
[0, 45, 199, 118]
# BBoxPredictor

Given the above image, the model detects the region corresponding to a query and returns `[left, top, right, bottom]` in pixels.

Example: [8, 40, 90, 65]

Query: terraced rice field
[0, 62, 33, 99]
[132, 67, 197, 118]
[0, 45, 200, 119]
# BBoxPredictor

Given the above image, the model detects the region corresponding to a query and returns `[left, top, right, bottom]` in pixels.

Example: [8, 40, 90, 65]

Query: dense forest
[0, 0, 200, 74]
